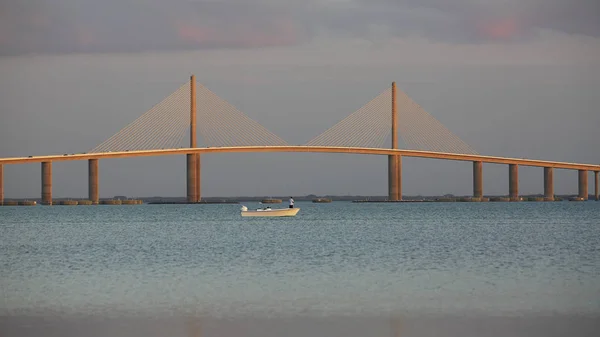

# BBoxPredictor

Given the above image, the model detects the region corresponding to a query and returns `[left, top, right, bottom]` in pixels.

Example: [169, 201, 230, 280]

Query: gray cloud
[318, 0, 600, 43]
[0, 0, 306, 56]
[0, 0, 598, 56]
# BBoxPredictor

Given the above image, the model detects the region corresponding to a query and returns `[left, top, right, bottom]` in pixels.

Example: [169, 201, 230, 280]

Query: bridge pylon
[187, 75, 200, 203]
[388, 82, 401, 201]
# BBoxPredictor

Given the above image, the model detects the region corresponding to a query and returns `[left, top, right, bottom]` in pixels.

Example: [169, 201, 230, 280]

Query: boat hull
[241, 207, 300, 217]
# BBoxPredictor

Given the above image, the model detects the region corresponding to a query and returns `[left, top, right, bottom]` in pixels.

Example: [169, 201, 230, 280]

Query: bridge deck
[0, 146, 598, 171]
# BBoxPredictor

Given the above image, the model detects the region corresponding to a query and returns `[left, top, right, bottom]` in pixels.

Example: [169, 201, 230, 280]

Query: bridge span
[0, 76, 598, 205]
[0, 146, 598, 205]
[1, 146, 599, 171]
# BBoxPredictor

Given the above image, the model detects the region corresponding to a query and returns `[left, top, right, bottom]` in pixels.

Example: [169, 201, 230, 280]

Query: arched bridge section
[0, 76, 598, 205]
[83, 76, 481, 203]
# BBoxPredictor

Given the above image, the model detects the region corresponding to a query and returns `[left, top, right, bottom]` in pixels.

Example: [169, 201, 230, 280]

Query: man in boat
[289, 197, 294, 208]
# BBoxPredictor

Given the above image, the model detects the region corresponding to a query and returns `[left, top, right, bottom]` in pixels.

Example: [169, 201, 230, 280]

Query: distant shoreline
[2, 194, 597, 205]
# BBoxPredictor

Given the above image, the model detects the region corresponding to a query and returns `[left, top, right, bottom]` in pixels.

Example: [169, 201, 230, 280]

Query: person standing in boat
[289, 197, 294, 208]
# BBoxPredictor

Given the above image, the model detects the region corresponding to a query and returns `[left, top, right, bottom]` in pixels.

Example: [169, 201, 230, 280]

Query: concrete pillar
[190, 75, 197, 149]
[595, 171, 599, 201]
[0, 164, 3, 205]
[544, 167, 554, 201]
[188, 75, 199, 203]
[397, 155, 402, 201]
[195, 154, 201, 202]
[391, 82, 397, 151]
[187, 154, 197, 203]
[473, 161, 483, 199]
[509, 164, 519, 201]
[88, 159, 99, 204]
[41, 161, 52, 205]
[388, 81, 401, 201]
[388, 155, 400, 200]
[387, 155, 402, 201]
[578, 170, 588, 200]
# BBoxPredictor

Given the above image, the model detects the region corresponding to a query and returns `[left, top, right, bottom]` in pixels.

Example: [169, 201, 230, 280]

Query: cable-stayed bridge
[0, 75, 598, 205]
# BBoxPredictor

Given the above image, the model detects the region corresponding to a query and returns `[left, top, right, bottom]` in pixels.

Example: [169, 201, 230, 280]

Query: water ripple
[1, 202, 599, 317]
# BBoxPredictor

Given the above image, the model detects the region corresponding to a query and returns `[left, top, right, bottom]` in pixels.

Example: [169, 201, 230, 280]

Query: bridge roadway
[0, 146, 599, 171]
[1, 146, 598, 204]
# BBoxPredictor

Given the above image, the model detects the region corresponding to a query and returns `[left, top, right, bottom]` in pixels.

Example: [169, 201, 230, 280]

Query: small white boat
[240, 205, 300, 217]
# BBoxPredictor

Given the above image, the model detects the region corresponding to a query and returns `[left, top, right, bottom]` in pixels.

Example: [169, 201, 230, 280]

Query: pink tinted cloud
[175, 23, 217, 44]
[175, 17, 302, 48]
[477, 17, 521, 41]
[28, 12, 51, 28]
[76, 27, 95, 48]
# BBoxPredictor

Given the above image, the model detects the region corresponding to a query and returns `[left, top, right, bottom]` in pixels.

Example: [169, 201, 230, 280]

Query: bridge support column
[595, 171, 599, 201]
[388, 155, 402, 201]
[387, 81, 401, 201]
[41, 161, 52, 205]
[88, 159, 99, 204]
[0, 164, 3, 205]
[187, 154, 197, 203]
[473, 161, 483, 200]
[509, 164, 519, 201]
[397, 156, 402, 200]
[388, 155, 397, 200]
[195, 154, 201, 202]
[544, 167, 554, 201]
[578, 170, 588, 200]
[187, 74, 199, 203]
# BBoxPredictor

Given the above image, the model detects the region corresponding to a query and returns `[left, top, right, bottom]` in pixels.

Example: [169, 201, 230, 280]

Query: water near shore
[1, 202, 599, 336]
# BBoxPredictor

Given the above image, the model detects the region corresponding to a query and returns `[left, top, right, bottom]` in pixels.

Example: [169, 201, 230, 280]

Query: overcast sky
[1, 0, 599, 198]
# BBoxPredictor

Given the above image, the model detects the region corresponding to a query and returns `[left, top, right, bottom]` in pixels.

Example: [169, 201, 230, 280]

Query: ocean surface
[1, 201, 599, 336]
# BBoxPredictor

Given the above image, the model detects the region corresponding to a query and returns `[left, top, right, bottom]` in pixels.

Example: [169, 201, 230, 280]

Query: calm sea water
[1, 201, 599, 321]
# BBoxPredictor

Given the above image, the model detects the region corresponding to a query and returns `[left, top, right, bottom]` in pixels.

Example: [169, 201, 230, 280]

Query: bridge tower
[187, 75, 200, 203]
[388, 82, 401, 201]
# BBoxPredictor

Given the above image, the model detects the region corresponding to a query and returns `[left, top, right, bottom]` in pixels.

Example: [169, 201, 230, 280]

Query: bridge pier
[473, 161, 483, 199]
[578, 170, 588, 200]
[509, 164, 519, 201]
[41, 161, 52, 205]
[398, 156, 402, 200]
[0, 164, 3, 205]
[595, 171, 599, 201]
[89, 159, 99, 204]
[388, 155, 401, 201]
[544, 167, 554, 201]
[187, 154, 197, 203]
[187, 75, 200, 203]
[196, 154, 201, 201]
[387, 81, 401, 201]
